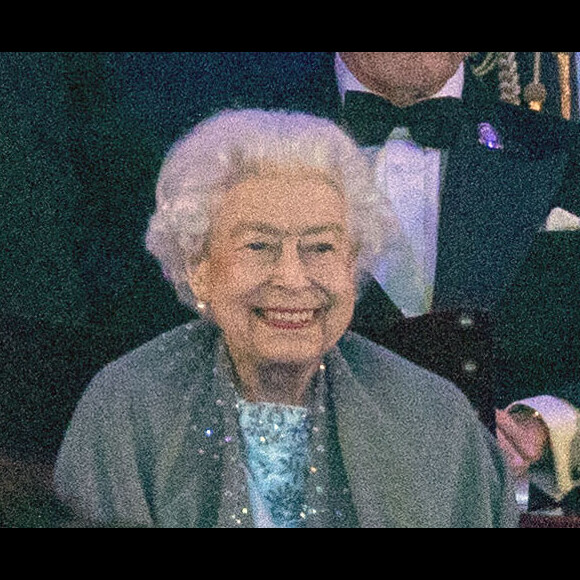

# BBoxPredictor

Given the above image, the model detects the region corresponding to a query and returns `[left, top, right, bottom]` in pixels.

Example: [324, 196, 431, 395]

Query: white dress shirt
[336, 53, 464, 317]
[335, 53, 580, 501]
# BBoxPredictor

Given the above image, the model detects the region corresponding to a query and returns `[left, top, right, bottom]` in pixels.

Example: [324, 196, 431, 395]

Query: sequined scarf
[197, 338, 358, 528]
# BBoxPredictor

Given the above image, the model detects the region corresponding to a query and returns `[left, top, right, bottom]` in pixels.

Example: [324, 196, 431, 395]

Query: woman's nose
[271, 243, 310, 289]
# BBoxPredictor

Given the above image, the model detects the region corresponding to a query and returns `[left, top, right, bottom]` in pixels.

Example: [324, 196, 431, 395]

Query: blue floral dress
[237, 400, 310, 528]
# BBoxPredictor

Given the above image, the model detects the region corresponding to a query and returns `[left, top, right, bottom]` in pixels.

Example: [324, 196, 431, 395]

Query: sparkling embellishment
[210, 337, 355, 528]
[478, 122, 504, 151]
[238, 400, 310, 528]
[205, 429, 214, 438]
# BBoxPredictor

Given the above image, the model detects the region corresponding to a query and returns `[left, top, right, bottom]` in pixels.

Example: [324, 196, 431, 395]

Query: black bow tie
[342, 91, 468, 149]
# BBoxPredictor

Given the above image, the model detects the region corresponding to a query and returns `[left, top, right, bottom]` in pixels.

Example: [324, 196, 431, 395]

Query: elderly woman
[54, 110, 517, 528]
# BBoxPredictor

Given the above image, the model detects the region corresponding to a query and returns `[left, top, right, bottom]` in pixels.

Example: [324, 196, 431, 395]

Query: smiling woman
[53, 109, 518, 528]
[188, 173, 357, 406]
[146, 110, 392, 407]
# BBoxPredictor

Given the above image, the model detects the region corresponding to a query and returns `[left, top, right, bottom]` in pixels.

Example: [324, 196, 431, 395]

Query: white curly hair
[146, 109, 398, 311]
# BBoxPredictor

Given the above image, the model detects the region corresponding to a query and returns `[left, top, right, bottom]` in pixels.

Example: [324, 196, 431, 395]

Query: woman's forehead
[213, 174, 348, 232]
[229, 222, 346, 239]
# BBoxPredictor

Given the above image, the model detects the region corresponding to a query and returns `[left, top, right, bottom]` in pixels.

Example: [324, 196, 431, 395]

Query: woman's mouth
[253, 308, 320, 330]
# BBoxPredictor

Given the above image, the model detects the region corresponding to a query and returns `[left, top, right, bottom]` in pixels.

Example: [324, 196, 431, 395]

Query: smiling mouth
[253, 308, 321, 329]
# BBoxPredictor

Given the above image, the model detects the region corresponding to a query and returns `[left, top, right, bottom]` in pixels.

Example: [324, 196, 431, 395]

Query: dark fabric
[342, 91, 469, 148]
[0, 313, 158, 462]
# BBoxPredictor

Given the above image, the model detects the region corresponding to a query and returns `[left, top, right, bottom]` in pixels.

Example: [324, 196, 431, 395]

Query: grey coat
[54, 321, 518, 528]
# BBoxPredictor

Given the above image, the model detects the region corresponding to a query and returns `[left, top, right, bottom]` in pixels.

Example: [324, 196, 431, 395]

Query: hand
[496, 407, 550, 479]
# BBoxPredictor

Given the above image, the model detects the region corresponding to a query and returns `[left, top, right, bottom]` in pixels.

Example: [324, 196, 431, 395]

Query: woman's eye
[308, 243, 335, 254]
[246, 242, 270, 251]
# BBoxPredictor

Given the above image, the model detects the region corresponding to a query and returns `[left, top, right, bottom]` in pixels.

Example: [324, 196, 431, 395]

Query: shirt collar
[335, 52, 465, 103]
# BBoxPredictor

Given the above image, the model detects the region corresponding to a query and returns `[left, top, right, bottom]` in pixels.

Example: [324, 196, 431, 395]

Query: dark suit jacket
[2, 52, 579, 465]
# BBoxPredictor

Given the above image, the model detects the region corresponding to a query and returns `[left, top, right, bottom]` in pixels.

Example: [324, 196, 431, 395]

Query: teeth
[262, 310, 315, 324]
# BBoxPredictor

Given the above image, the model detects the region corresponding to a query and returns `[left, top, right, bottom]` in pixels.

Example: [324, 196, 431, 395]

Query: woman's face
[190, 172, 358, 370]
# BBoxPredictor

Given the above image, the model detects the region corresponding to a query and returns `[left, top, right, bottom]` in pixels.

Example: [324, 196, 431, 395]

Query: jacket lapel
[434, 108, 569, 312]
[350, 275, 405, 341]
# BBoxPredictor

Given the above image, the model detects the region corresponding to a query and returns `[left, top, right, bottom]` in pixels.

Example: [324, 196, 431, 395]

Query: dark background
[0, 52, 340, 463]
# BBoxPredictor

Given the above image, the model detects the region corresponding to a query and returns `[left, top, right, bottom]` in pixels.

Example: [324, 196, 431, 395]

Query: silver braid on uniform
[471, 52, 522, 106]
[471, 52, 499, 78]
[496, 52, 522, 106]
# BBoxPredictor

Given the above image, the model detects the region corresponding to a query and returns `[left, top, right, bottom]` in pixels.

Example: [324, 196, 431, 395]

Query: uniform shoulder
[489, 102, 580, 155]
